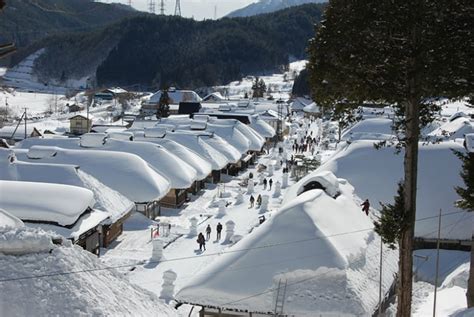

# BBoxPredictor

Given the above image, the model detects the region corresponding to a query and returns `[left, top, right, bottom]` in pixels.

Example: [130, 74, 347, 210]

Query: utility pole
[378, 236, 383, 316]
[433, 208, 442, 317]
[159, 0, 164, 15]
[214, 5, 217, 20]
[174, 0, 181, 16]
[148, 0, 155, 13]
[24, 107, 27, 139]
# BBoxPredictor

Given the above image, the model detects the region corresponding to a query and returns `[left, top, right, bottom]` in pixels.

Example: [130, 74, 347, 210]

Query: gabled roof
[69, 115, 90, 120]
[0, 180, 95, 227]
[13, 144, 170, 203]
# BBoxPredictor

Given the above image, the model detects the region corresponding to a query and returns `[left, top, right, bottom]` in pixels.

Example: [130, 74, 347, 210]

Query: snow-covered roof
[133, 136, 212, 180]
[341, 118, 395, 142]
[13, 144, 170, 203]
[100, 138, 197, 189]
[0, 208, 24, 232]
[303, 102, 320, 113]
[291, 97, 312, 111]
[202, 92, 225, 102]
[0, 180, 95, 226]
[317, 140, 473, 240]
[175, 129, 241, 164]
[208, 118, 265, 151]
[0, 227, 177, 315]
[130, 120, 160, 130]
[148, 90, 202, 104]
[284, 170, 341, 200]
[177, 179, 397, 315]
[465, 133, 474, 153]
[107, 131, 134, 141]
[0, 226, 54, 255]
[427, 117, 474, 140]
[165, 131, 228, 170]
[249, 115, 276, 138]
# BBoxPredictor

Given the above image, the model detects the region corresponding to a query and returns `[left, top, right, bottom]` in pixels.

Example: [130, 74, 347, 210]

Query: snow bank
[341, 118, 395, 141]
[14, 146, 171, 203]
[317, 140, 473, 239]
[177, 181, 398, 315]
[0, 180, 95, 226]
[0, 228, 177, 315]
[0, 208, 24, 231]
[0, 226, 54, 255]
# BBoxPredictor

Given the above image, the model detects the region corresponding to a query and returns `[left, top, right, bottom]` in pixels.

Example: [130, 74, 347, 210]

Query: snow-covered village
[0, 1, 473, 317]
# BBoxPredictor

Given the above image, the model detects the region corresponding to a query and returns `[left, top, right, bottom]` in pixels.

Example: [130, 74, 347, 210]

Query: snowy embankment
[0, 226, 176, 316]
[177, 172, 398, 316]
[317, 140, 473, 240]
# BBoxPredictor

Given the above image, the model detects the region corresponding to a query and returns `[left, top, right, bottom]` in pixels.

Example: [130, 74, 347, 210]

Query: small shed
[69, 115, 92, 135]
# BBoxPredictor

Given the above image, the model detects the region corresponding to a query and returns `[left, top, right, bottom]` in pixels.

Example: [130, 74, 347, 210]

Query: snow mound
[0, 208, 24, 232]
[0, 180, 95, 226]
[0, 226, 55, 255]
[176, 182, 398, 315]
[317, 140, 473, 239]
[0, 227, 176, 315]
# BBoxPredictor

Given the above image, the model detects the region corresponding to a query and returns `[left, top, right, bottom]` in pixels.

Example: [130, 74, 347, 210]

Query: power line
[0, 210, 466, 284]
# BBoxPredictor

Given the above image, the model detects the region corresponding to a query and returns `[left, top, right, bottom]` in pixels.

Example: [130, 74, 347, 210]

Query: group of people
[249, 194, 263, 208]
[292, 130, 320, 155]
[196, 222, 223, 251]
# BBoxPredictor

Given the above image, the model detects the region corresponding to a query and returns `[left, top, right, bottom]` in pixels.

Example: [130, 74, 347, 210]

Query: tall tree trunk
[397, 97, 420, 317]
[468, 235, 474, 307]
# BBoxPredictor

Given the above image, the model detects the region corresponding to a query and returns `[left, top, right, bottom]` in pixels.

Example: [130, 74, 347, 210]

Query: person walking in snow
[197, 233, 206, 251]
[269, 178, 273, 190]
[206, 224, 211, 240]
[361, 199, 370, 216]
[249, 195, 255, 208]
[216, 222, 223, 240]
[256, 194, 262, 207]
[263, 178, 268, 190]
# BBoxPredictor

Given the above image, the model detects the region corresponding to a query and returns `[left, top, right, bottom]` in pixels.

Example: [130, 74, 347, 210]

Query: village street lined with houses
[0, 1, 473, 316]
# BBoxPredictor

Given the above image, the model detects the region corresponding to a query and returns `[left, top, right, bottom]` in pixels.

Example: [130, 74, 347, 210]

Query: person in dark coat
[263, 178, 268, 190]
[361, 199, 370, 216]
[197, 233, 206, 251]
[206, 224, 211, 240]
[216, 222, 223, 240]
[256, 194, 262, 207]
[269, 178, 273, 190]
[249, 195, 255, 208]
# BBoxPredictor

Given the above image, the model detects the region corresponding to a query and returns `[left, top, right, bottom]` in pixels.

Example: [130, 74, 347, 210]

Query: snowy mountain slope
[0, 227, 176, 316]
[227, 0, 325, 17]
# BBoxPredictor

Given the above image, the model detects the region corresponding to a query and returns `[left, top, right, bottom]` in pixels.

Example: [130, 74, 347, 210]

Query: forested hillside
[25, 4, 325, 89]
[0, 0, 139, 49]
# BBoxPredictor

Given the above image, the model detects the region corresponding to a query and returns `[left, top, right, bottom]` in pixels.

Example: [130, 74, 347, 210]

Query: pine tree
[454, 149, 474, 307]
[252, 77, 267, 99]
[374, 183, 407, 250]
[308, 1, 472, 315]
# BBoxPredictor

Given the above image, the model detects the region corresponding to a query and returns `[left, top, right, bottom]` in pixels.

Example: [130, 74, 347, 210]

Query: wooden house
[69, 115, 92, 135]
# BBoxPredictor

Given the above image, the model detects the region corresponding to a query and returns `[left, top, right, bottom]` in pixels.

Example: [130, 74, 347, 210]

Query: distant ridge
[227, 0, 326, 18]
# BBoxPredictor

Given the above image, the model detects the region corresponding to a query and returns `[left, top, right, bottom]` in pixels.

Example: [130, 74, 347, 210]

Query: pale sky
[101, 0, 257, 20]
